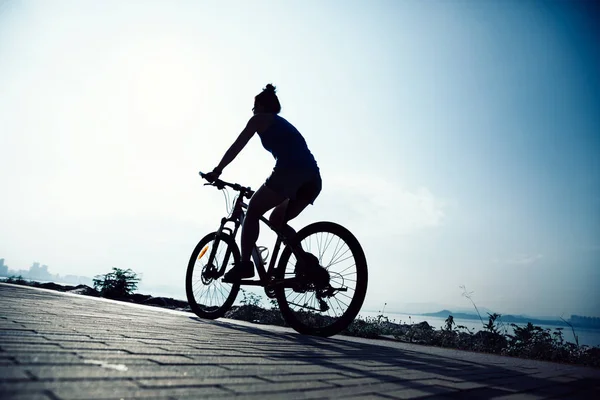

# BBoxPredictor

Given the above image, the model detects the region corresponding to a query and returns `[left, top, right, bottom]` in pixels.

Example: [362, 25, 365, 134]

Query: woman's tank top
[257, 115, 319, 171]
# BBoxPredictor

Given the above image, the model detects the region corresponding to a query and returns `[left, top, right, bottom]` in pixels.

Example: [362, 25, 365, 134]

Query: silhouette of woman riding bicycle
[187, 84, 368, 336]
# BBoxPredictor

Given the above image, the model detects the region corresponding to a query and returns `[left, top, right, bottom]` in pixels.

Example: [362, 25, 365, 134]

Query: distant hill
[420, 310, 568, 326]
[421, 310, 489, 322]
[418, 310, 600, 329]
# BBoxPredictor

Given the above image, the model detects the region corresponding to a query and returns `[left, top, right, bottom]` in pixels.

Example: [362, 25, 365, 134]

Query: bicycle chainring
[264, 275, 278, 299]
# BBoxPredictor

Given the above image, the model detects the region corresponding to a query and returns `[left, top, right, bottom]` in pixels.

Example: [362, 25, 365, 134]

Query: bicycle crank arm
[266, 277, 302, 289]
[287, 300, 329, 313]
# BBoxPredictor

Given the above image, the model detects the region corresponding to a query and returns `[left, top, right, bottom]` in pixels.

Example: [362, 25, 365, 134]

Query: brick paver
[1, 283, 598, 399]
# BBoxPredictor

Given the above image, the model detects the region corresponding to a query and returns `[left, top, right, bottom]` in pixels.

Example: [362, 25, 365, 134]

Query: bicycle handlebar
[199, 171, 254, 199]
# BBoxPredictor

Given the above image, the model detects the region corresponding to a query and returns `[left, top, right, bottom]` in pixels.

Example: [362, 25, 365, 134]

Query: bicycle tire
[186, 232, 241, 319]
[274, 221, 368, 337]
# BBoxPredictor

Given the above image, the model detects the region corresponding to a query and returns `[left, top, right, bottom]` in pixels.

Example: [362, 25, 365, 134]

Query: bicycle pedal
[319, 286, 336, 297]
[318, 298, 329, 312]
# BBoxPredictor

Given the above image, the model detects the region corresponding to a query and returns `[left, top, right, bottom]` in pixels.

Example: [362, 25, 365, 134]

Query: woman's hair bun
[264, 83, 277, 94]
[255, 83, 281, 114]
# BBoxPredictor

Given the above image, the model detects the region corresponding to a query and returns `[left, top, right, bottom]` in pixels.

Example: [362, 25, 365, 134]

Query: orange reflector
[198, 245, 209, 260]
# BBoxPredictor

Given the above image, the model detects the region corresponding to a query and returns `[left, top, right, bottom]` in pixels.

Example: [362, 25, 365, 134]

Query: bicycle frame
[206, 185, 293, 287]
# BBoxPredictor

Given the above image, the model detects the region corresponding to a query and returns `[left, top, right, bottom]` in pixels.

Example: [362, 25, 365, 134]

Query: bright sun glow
[123, 37, 215, 129]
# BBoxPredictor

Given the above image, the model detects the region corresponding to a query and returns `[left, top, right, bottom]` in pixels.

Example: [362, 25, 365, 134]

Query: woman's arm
[212, 114, 269, 174]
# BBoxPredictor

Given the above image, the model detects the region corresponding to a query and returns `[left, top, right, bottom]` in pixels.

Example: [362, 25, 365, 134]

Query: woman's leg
[269, 198, 311, 240]
[269, 175, 326, 285]
[270, 197, 328, 287]
[241, 184, 286, 263]
[269, 173, 322, 240]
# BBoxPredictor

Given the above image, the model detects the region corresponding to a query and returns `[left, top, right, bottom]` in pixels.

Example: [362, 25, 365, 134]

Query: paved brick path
[1, 283, 598, 399]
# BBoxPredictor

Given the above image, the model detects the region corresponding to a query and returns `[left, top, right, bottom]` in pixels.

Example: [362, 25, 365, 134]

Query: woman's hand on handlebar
[203, 168, 222, 183]
[199, 169, 252, 196]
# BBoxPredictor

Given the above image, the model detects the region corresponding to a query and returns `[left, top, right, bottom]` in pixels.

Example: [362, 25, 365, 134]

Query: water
[358, 310, 600, 348]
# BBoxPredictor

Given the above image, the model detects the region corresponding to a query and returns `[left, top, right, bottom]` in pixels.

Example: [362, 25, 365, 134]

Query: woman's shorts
[265, 168, 322, 205]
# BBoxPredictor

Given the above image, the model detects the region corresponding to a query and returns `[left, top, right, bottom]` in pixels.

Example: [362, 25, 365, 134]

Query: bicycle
[186, 171, 368, 337]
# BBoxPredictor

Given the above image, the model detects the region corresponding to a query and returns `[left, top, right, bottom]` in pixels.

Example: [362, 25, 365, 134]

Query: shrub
[239, 289, 262, 307]
[5, 275, 28, 285]
[344, 314, 408, 339]
[225, 290, 286, 326]
[93, 268, 140, 299]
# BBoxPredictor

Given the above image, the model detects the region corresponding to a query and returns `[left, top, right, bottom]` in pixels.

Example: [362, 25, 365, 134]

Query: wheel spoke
[327, 248, 354, 268]
[326, 237, 346, 268]
[328, 253, 355, 268]
[335, 264, 357, 275]
[335, 291, 355, 302]
[331, 278, 357, 287]
[319, 233, 336, 263]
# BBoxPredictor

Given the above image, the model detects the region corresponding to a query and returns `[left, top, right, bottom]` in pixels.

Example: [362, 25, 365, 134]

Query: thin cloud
[494, 254, 544, 266]
[324, 173, 446, 236]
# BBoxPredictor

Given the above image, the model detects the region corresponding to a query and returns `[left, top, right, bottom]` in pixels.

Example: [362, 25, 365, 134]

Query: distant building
[0, 259, 7, 276]
[0, 259, 92, 286]
[28, 262, 53, 281]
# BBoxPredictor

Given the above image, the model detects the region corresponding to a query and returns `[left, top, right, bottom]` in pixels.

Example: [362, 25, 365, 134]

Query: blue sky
[1, 0, 598, 317]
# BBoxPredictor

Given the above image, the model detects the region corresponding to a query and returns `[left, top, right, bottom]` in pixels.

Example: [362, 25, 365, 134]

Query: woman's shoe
[295, 252, 329, 289]
[223, 261, 255, 283]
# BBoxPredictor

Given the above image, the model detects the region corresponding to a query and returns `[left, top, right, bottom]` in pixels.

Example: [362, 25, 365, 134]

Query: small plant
[239, 289, 262, 307]
[269, 298, 279, 310]
[460, 285, 485, 326]
[93, 268, 140, 299]
[226, 290, 286, 326]
[379, 302, 387, 315]
[560, 316, 580, 347]
[6, 275, 28, 285]
[444, 315, 455, 332]
[484, 312, 502, 334]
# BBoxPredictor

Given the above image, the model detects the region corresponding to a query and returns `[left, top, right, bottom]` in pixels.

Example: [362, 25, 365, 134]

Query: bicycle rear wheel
[274, 221, 368, 337]
[186, 232, 240, 319]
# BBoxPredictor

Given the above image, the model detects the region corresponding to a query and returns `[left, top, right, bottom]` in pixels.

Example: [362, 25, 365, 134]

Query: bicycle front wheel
[186, 232, 240, 319]
[275, 221, 368, 337]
